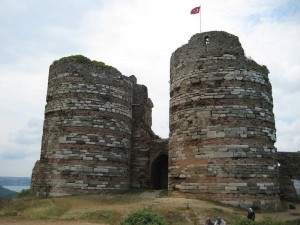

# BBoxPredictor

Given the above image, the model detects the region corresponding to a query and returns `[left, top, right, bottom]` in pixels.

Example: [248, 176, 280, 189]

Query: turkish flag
[190, 6, 200, 14]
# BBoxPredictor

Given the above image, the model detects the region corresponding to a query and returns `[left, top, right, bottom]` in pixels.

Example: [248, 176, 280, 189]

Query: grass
[0, 197, 70, 219]
[79, 210, 122, 224]
[0, 190, 299, 225]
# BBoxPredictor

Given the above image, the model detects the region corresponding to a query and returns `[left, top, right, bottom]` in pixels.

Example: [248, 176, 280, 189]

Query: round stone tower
[38, 56, 133, 196]
[169, 31, 281, 210]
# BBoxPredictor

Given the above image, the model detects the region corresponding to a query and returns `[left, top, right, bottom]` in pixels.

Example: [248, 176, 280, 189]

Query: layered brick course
[169, 31, 281, 210]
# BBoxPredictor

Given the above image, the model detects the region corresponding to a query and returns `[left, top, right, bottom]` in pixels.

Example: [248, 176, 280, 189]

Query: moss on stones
[52, 55, 116, 70]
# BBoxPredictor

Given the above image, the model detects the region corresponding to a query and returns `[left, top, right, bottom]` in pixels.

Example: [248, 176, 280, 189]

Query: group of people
[204, 216, 226, 225]
[204, 208, 255, 225]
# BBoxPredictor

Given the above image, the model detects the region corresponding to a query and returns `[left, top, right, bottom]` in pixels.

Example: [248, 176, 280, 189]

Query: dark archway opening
[151, 154, 168, 190]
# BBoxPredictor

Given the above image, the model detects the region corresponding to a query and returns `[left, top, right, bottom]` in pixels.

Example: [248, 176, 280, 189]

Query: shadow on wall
[151, 154, 168, 190]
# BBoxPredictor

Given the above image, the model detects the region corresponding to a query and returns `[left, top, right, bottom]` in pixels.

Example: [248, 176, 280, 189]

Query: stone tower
[31, 55, 165, 196]
[169, 31, 281, 210]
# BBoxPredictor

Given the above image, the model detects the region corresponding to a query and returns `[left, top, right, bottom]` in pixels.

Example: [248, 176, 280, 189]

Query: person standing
[214, 216, 226, 225]
[247, 208, 255, 221]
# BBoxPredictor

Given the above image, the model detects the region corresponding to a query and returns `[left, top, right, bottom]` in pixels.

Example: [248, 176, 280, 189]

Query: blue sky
[0, 0, 299, 177]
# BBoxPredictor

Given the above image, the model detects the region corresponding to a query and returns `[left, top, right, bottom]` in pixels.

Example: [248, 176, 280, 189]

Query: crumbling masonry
[32, 31, 299, 209]
[31, 56, 168, 196]
[169, 31, 280, 210]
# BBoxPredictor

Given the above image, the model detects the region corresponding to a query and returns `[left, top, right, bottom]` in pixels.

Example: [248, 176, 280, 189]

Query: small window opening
[204, 35, 210, 45]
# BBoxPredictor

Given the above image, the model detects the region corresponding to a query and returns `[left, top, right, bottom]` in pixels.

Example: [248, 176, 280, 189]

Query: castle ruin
[169, 31, 280, 209]
[31, 56, 168, 196]
[32, 31, 299, 210]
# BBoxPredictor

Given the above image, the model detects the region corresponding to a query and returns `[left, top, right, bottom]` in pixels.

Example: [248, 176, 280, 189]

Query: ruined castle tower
[169, 31, 281, 209]
[31, 56, 159, 196]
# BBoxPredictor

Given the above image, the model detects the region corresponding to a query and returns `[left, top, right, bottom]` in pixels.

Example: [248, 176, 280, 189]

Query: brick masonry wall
[130, 79, 155, 188]
[169, 31, 281, 210]
[33, 57, 134, 196]
[31, 160, 51, 197]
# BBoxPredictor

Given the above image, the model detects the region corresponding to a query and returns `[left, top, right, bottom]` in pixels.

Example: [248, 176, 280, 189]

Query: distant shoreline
[2, 185, 30, 193]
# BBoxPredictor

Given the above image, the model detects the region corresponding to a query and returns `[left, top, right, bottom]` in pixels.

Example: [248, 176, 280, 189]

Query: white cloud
[0, 117, 42, 177]
[0, 156, 38, 177]
[276, 119, 300, 152]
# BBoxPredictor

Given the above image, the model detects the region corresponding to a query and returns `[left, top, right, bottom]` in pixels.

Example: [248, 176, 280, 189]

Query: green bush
[52, 55, 90, 65]
[120, 207, 167, 225]
[51, 55, 116, 70]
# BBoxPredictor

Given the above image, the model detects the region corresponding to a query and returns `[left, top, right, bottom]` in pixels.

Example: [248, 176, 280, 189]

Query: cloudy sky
[0, 0, 299, 177]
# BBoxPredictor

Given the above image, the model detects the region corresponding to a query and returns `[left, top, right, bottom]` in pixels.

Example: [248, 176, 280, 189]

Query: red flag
[190, 6, 200, 14]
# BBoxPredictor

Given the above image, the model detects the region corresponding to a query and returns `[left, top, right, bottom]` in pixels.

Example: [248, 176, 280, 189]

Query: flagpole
[200, 7, 201, 33]
[190, 6, 201, 32]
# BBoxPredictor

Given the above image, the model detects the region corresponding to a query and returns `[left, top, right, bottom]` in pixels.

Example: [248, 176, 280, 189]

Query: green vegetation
[232, 217, 255, 225]
[92, 60, 106, 68]
[257, 216, 283, 225]
[120, 207, 167, 225]
[81, 210, 111, 220]
[0, 192, 70, 219]
[0, 197, 8, 209]
[79, 210, 122, 224]
[51, 55, 116, 70]
[232, 216, 300, 225]
[52, 55, 90, 65]
[0, 191, 299, 225]
[0, 185, 17, 199]
[286, 219, 300, 225]
[28, 203, 70, 220]
[16, 188, 36, 198]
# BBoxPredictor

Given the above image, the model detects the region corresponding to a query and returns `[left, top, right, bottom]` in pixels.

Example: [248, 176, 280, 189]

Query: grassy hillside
[0, 190, 299, 225]
[0, 186, 17, 199]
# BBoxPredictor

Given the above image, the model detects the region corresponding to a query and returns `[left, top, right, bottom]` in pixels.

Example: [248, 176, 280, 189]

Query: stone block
[207, 131, 217, 138]
[215, 152, 234, 158]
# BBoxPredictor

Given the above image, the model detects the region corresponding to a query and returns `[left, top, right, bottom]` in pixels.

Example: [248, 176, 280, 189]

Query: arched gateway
[151, 154, 168, 189]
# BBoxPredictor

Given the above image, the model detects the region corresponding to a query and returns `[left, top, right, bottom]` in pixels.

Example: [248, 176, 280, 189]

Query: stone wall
[169, 31, 281, 210]
[277, 152, 300, 202]
[32, 56, 159, 196]
[130, 78, 156, 188]
[31, 160, 51, 197]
